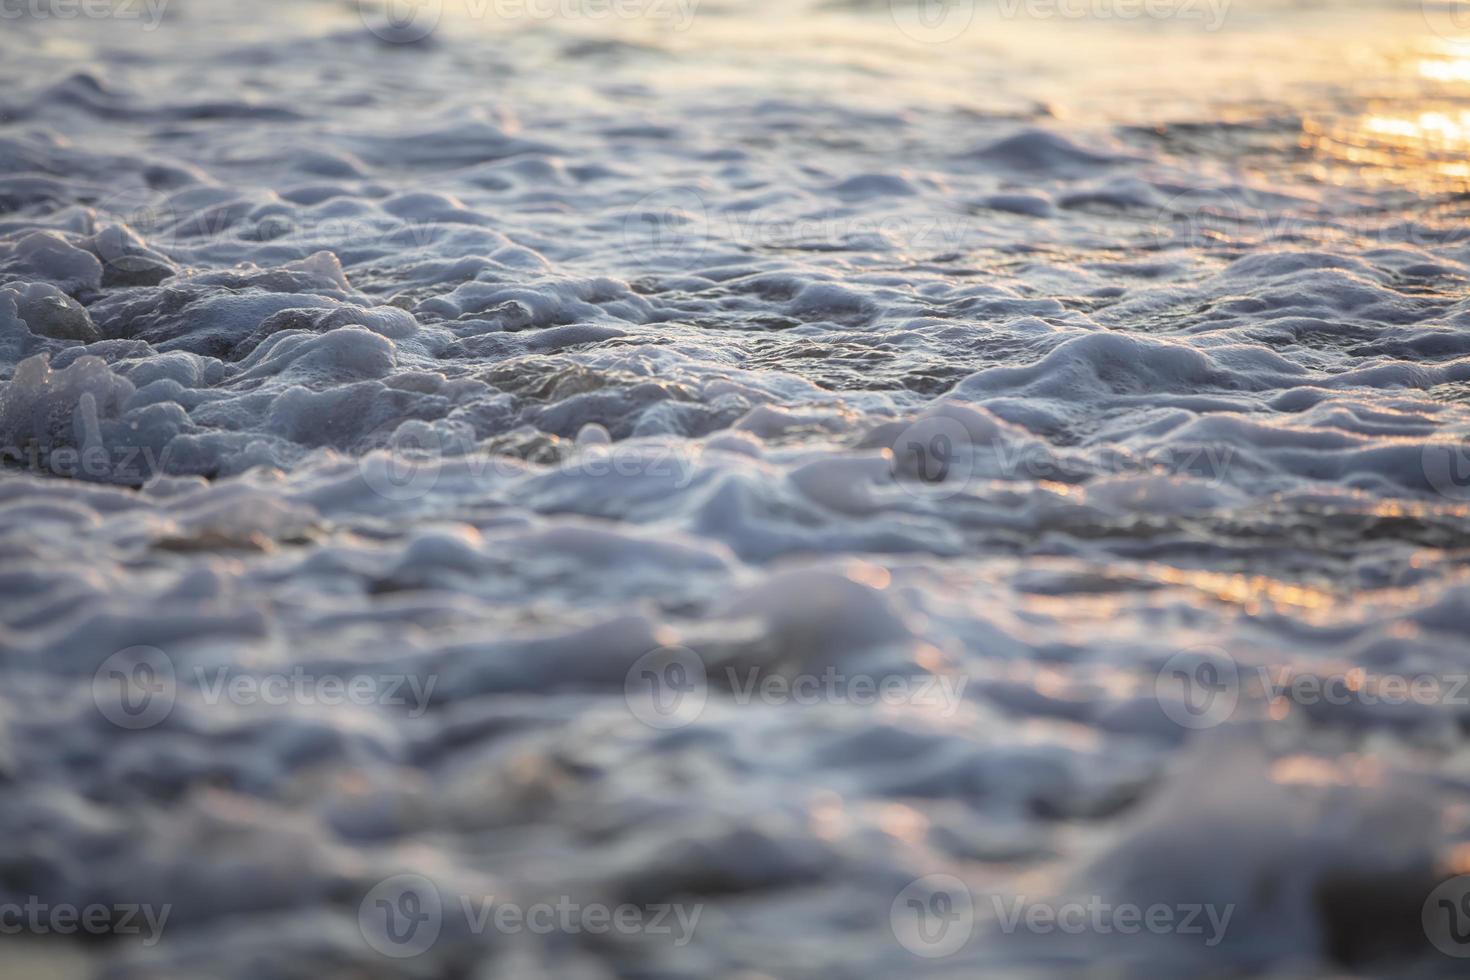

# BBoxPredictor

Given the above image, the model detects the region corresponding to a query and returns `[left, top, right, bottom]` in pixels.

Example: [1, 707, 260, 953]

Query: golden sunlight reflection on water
[422, 0, 1470, 193]
[1293, 36, 1470, 192]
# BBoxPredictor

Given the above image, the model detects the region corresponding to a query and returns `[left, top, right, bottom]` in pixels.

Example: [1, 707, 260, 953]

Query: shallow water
[3, 0, 1470, 976]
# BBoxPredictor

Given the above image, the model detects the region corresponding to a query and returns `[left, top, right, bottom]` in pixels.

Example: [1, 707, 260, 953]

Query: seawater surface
[3, 0, 1470, 976]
